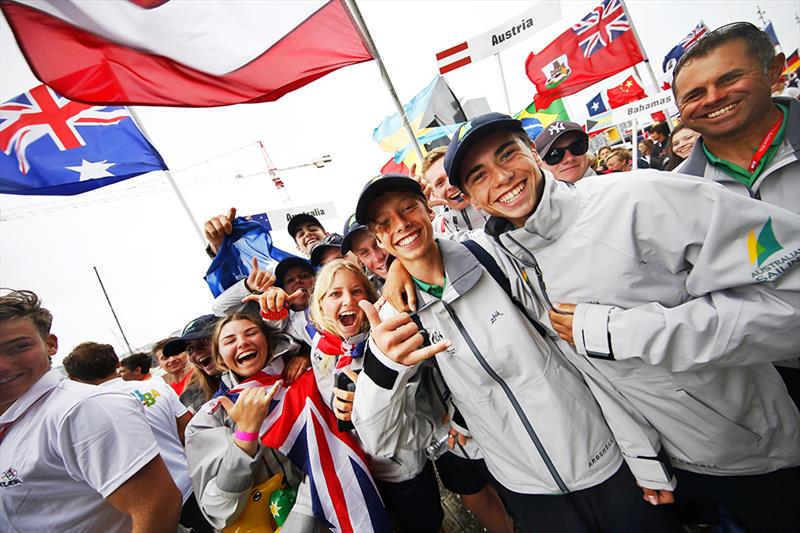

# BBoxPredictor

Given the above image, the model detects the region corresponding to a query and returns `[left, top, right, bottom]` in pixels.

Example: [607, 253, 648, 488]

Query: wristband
[234, 430, 258, 442]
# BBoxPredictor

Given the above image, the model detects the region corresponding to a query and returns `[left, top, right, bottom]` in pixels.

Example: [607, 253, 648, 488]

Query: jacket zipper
[503, 235, 557, 311]
[440, 300, 569, 493]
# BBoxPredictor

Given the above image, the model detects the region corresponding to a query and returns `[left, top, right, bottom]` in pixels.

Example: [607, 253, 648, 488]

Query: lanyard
[748, 114, 783, 173]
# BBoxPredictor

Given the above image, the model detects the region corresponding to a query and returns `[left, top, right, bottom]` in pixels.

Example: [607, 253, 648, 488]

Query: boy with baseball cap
[430, 111, 800, 530]
[351, 173, 681, 531]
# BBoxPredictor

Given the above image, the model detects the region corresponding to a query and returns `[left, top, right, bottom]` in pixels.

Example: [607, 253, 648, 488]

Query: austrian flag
[1, 0, 373, 107]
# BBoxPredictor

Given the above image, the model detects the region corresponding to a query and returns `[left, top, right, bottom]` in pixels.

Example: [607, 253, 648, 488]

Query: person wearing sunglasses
[534, 121, 594, 183]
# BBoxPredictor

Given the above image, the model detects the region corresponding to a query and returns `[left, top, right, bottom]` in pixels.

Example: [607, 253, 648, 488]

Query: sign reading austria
[435, 1, 562, 74]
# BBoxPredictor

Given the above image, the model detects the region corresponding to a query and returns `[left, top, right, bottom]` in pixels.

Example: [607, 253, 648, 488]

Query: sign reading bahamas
[749, 217, 800, 282]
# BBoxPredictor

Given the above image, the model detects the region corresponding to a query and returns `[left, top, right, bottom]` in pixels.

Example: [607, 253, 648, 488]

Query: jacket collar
[414, 239, 483, 308]
[484, 170, 580, 251]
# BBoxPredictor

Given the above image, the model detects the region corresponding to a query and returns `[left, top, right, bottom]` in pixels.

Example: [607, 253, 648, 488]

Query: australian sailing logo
[490, 17, 534, 46]
[543, 55, 572, 89]
[749, 217, 800, 281]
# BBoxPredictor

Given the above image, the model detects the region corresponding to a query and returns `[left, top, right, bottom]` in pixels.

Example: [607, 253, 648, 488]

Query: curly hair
[63, 342, 119, 382]
[0, 289, 53, 340]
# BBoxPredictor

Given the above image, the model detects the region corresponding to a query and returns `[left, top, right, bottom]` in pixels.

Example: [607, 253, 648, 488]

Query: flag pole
[631, 117, 639, 170]
[344, 0, 425, 166]
[127, 107, 206, 245]
[620, 0, 659, 92]
[93, 266, 134, 354]
[495, 54, 513, 115]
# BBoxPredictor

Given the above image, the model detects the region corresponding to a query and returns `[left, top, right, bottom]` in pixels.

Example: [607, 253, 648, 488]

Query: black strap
[462, 240, 548, 338]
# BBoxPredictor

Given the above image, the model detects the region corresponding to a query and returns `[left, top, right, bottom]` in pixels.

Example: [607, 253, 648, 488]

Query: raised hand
[332, 368, 359, 422]
[284, 354, 310, 383]
[218, 381, 282, 434]
[382, 259, 418, 312]
[204, 206, 236, 254]
[359, 300, 451, 366]
[244, 256, 276, 293]
[243, 287, 305, 314]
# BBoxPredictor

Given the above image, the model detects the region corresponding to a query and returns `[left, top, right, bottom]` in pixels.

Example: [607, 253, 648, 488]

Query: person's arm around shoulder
[558, 174, 800, 371]
[106, 456, 182, 533]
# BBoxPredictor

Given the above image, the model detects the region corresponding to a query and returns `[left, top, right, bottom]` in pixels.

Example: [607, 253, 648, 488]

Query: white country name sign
[269, 202, 338, 231]
[611, 90, 678, 124]
[435, 1, 562, 74]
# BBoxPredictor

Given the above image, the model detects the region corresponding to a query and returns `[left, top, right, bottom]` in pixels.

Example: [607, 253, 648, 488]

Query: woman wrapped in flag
[306, 259, 445, 533]
[184, 309, 394, 533]
[183, 316, 326, 532]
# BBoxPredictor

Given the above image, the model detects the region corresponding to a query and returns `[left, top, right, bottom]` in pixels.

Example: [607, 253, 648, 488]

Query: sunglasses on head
[543, 138, 589, 165]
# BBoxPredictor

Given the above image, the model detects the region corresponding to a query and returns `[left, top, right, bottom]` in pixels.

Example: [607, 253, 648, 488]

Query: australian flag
[586, 93, 608, 117]
[0, 84, 167, 195]
[217, 369, 392, 533]
[662, 22, 709, 72]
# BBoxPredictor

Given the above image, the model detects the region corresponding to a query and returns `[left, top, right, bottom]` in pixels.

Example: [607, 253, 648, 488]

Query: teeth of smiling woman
[237, 352, 256, 363]
[706, 102, 737, 119]
[499, 182, 525, 203]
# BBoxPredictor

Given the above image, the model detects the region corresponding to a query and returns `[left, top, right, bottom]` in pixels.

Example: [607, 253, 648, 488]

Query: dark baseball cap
[354, 173, 425, 225]
[443, 112, 526, 192]
[309, 233, 345, 268]
[162, 314, 218, 357]
[533, 121, 588, 157]
[287, 213, 324, 240]
[274, 256, 314, 288]
[340, 213, 368, 255]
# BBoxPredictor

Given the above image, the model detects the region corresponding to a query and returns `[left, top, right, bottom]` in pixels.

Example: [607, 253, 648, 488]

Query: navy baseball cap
[287, 213, 324, 240]
[162, 314, 218, 357]
[340, 213, 368, 255]
[309, 233, 345, 268]
[533, 121, 588, 158]
[444, 112, 525, 192]
[274, 256, 314, 288]
[354, 173, 425, 225]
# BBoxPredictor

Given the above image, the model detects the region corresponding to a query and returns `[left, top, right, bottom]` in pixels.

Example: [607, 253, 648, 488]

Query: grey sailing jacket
[483, 170, 800, 476]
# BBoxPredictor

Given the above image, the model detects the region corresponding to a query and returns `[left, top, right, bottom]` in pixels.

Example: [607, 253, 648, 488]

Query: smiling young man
[0, 290, 181, 533]
[422, 147, 488, 236]
[436, 111, 800, 531]
[672, 22, 800, 408]
[341, 213, 390, 287]
[351, 174, 682, 532]
[533, 121, 595, 183]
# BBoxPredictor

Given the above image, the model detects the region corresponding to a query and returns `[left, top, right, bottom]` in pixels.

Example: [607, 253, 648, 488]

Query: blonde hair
[210, 313, 275, 375]
[309, 259, 378, 340]
[419, 146, 448, 178]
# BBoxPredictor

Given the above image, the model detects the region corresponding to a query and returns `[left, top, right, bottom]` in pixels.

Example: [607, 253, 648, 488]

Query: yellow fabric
[222, 472, 284, 533]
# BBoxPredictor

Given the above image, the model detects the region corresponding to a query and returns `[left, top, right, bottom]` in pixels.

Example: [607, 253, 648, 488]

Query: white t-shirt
[99, 377, 192, 502]
[0, 370, 160, 532]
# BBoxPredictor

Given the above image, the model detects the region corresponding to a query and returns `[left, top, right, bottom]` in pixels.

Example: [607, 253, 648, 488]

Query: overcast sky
[1, 0, 798, 363]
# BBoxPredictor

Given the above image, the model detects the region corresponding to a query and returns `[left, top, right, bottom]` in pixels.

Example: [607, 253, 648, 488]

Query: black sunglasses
[543, 138, 589, 165]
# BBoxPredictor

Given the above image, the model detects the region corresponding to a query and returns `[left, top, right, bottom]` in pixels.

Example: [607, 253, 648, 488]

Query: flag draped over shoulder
[0, 84, 166, 195]
[372, 76, 465, 169]
[219, 370, 391, 533]
[1, 0, 373, 107]
[204, 214, 295, 297]
[606, 75, 646, 109]
[514, 99, 570, 141]
[525, 0, 643, 109]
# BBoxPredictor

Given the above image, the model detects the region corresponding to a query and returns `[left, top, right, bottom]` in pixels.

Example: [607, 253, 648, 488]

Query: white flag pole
[127, 107, 206, 245]
[495, 54, 513, 115]
[620, 0, 659, 93]
[345, 0, 425, 167]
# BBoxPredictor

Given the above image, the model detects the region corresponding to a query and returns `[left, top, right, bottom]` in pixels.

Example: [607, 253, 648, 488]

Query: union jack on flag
[572, 0, 631, 59]
[218, 368, 391, 533]
[679, 23, 709, 51]
[0, 84, 166, 195]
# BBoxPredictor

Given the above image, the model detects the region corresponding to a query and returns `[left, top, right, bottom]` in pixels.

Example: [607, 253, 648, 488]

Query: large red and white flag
[1, 0, 373, 107]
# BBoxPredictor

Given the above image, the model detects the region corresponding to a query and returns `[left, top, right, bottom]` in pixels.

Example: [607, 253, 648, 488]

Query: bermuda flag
[525, 0, 644, 109]
[1, 0, 373, 107]
[1, 84, 166, 195]
[219, 369, 391, 533]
